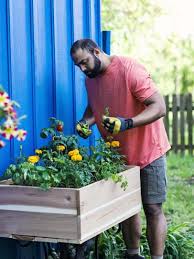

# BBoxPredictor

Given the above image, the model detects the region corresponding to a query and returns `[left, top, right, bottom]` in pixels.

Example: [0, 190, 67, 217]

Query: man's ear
[93, 48, 101, 56]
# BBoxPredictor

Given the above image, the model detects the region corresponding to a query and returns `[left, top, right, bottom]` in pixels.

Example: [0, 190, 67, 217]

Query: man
[70, 39, 170, 259]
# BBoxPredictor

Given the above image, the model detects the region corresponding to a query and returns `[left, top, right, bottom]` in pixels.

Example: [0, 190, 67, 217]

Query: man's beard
[85, 55, 101, 78]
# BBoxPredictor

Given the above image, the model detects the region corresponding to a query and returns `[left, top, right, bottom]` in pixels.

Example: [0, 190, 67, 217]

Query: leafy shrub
[4, 117, 128, 190]
[95, 223, 194, 259]
[164, 223, 194, 259]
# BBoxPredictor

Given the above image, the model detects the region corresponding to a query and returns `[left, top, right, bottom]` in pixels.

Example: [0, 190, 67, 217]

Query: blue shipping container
[0, 0, 106, 258]
[0, 0, 102, 176]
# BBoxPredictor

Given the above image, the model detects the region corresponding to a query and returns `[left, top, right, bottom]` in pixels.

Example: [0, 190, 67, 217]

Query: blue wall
[0, 0, 103, 258]
[0, 0, 101, 176]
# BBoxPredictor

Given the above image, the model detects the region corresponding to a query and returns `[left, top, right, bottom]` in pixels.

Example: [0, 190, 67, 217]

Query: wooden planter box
[0, 166, 141, 244]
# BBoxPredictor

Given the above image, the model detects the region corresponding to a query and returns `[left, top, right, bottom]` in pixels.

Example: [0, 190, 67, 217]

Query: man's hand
[76, 120, 92, 139]
[102, 115, 133, 134]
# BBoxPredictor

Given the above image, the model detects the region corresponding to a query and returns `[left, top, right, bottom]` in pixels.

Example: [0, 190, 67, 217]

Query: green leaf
[47, 166, 58, 172]
[40, 128, 48, 138]
[42, 172, 50, 181]
[36, 166, 46, 171]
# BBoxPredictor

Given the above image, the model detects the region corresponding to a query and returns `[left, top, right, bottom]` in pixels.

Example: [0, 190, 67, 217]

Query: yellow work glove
[102, 115, 133, 134]
[76, 120, 92, 139]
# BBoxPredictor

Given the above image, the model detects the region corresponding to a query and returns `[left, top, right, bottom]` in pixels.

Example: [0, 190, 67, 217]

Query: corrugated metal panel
[0, 0, 11, 174]
[102, 31, 111, 55]
[0, 0, 101, 176]
[0, 0, 102, 257]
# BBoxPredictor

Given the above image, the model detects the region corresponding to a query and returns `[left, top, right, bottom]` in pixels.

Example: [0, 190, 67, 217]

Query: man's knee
[143, 203, 163, 218]
[122, 214, 140, 228]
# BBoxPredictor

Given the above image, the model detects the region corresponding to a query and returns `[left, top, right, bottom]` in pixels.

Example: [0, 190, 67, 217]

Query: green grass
[139, 153, 194, 258]
[89, 153, 194, 258]
[164, 153, 194, 225]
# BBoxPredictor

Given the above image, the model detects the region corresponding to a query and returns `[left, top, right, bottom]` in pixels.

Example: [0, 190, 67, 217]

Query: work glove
[102, 115, 133, 134]
[76, 119, 92, 139]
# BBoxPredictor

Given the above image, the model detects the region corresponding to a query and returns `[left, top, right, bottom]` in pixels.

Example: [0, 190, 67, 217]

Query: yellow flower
[105, 142, 111, 148]
[76, 154, 82, 161]
[28, 155, 40, 164]
[68, 149, 79, 156]
[71, 154, 82, 161]
[56, 145, 65, 151]
[68, 150, 74, 156]
[111, 141, 120, 148]
[35, 149, 43, 155]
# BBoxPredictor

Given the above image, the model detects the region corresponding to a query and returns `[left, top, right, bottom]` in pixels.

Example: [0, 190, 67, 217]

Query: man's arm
[132, 91, 166, 128]
[81, 104, 95, 126]
[102, 91, 166, 134]
[76, 104, 95, 139]
[102, 62, 166, 134]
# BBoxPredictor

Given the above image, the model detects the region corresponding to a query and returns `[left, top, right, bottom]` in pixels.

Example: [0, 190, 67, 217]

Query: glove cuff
[79, 118, 87, 124]
[79, 119, 90, 126]
[125, 118, 133, 129]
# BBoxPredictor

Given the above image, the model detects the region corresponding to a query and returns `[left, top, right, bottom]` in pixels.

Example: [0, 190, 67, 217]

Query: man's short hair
[70, 39, 101, 55]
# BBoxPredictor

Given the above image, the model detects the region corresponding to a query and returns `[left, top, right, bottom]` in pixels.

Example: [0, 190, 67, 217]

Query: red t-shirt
[86, 56, 171, 168]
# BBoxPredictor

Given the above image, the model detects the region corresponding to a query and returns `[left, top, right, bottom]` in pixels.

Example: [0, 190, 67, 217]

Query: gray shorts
[140, 155, 167, 204]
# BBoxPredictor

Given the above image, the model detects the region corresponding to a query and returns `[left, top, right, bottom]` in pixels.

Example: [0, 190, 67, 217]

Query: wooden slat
[0, 205, 77, 215]
[0, 185, 77, 210]
[164, 94, 193, 154]
[186, 94, 193, 155]
[164, 95, 170, 139]
[172, 94, 178, 153]
[11, 235, 81, 244]
[180, 94, 186, 155]
[0, 211, 78, 240]
[79, 189, 141, 243]
[78, 166, 140, 215]
[78, 167, 141, 242]
[0, 179, 13, 185]
[0, 166, 141, 244]
[171, 144, 194, 149]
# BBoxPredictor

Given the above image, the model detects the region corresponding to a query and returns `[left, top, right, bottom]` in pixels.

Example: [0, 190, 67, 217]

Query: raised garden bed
[0, 166, 141, 244]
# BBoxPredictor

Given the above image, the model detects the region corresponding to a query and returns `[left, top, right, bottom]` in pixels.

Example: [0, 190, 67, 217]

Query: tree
[102, 0, 163, 54]
[102, 0, 194, 94]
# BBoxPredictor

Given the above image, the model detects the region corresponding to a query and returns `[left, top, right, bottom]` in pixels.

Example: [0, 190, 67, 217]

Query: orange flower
[56, 145, 65, 151]
[28, 155, 40, 164]
[68, 149, 79, 156]
[111, 141, 120, 148]
[35, 149, 43, 155]
[71, 154, 82, 161]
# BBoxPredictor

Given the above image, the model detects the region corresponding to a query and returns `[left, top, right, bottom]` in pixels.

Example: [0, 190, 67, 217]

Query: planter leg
[94, 235, 99, 259]
[75, 245, 85, 259]
[59, 243, 73, 259]
[47, 243, 60, 259]
[75, 237, 96, 259]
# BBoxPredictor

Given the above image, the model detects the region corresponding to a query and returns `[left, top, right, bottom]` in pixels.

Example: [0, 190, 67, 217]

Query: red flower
[0, 140, 5, 148]
[56, 124, 63, 132]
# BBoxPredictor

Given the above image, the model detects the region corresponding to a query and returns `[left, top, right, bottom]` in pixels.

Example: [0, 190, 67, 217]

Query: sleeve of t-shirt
[85, 78, 93, 108]
[127, 60, 158, 103]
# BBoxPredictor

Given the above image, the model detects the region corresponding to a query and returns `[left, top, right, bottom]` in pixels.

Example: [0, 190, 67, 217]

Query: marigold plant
[5, 117, 128, 190]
